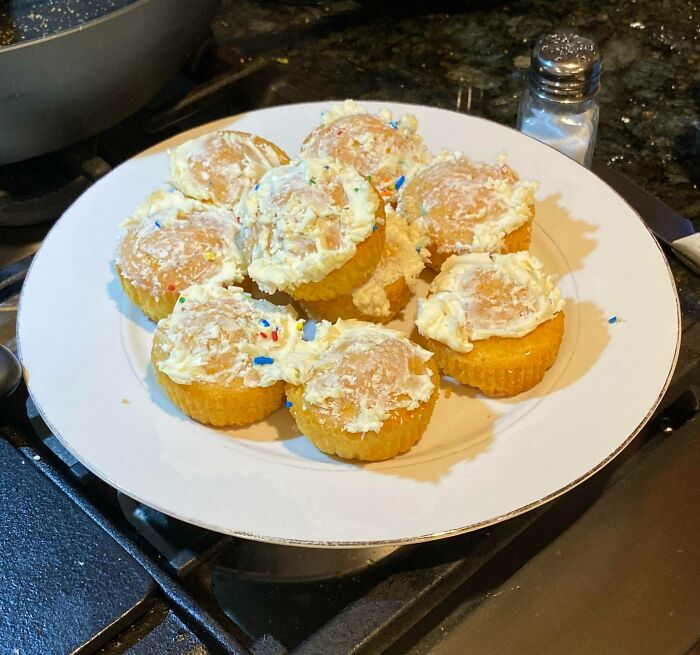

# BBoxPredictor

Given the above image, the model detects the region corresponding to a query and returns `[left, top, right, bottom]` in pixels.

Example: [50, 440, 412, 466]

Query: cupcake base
[424, 312, 565, 397]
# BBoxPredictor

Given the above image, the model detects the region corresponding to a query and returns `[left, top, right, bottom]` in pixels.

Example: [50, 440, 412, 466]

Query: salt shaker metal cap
[527, 32, 602, 103]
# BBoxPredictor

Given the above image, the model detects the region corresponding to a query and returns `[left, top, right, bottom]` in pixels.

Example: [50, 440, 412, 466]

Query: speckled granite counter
[213, 0, 700, 320]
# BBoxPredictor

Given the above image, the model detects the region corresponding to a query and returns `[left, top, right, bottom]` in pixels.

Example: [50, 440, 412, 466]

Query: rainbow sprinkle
[608, 315, 618, 324]
[178, 297, 186, 304]
[254, 184, 260, 191]
[253, 356, 274, 365]
[285, 401, 293, 408]
[259, 332, 268, 339]
[261, 319, 270, 327]
[271, 330, 278, 342]
[372, 224, 378, 232]
[204, 251, 216, 261]
[154, 220, 162, 229]
[389, 120, 398, 129]
[296, 321, 303, 331]
[302, 321, 317, 342]
[394, 175, 405, 190]
[416, 246, 421, 253]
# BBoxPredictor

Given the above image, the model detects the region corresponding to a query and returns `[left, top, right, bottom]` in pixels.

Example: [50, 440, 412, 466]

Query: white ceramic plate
[18, 102, 680, 547]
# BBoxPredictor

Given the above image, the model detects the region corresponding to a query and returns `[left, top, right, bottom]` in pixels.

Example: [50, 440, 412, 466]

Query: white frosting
[155, 284, 328, 388]
[238, 158, 379, 294]
[116, 189, 244, 298]
[397, 151, 537, 255]
[301, 320, 435, 433]
[301, 100, 430, 203]
[351, 208, 429, 317]
[169, 130, 288, 209]
[416, 252, 564, 353]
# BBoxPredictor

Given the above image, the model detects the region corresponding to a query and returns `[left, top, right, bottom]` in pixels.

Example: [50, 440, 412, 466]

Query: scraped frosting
[398, 151, 537, 254]
[416, 252, 564, 353]
[238, 158, 380, 294]
[116, 189, 244, 299]
[169, 130, 289, 208]
[301, 100, 431, 203]
[350, 208, 429, 317]
[300, 320, 435, 433]
[155, 284, 328, 388]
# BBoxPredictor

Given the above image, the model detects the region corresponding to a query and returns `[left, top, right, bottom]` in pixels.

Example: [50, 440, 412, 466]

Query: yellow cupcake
[397, 152, 536, 271]
[169, 130, 290, 208]
[415, 252, 565, 397]
[151, 284, 321, 427]
[237, 158, 385, 301]
[286, 320, 439, 461]
[301, 209, 429, 323]
[300, 100, 430, 204]
[116, 189, 245, 321]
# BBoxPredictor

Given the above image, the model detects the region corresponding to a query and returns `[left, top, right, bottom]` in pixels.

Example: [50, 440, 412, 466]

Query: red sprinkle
[259, 332, 268, 339]
[336, 130, 343, 136]
[271, 331, 278, 342]
[167, 284, 176, 292]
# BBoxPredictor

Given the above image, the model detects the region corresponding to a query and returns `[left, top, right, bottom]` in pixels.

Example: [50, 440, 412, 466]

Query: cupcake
[397, 152, 537, 271]
[302, 208, 429, 323]
[238, 158, 385, 302]
[169, 130, 290, 208]
[151, 284, 321, 427]
[300, 100, 430, 204]
[415, 252, 565, 397]
[116, 189, 245, 321]
[286, 320, 439, 461]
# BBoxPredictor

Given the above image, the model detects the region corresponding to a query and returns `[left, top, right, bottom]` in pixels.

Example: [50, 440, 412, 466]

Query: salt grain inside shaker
[517, 32, 602, 168]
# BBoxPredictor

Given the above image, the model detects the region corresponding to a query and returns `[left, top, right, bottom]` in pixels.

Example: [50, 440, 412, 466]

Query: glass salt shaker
[517, 32, 602, 168]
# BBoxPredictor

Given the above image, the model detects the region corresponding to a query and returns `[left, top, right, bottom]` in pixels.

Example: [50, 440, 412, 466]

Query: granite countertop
[213, 0, 700, 320]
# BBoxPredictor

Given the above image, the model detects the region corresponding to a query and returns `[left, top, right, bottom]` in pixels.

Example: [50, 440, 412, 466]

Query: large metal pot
[0, 0, 220, 164]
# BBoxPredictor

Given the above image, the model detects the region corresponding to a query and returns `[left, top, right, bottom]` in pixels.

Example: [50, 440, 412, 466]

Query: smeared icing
[238, 158, 379, 294]
[116, 189, 244, 299]
[155, 284, 328, 387]
[301, 100, 431, 203]
[398, 151, 537, 255]
[301, 320, 435, 433]
[169, 130, 289, 208]
[416, 252, 564, 353]
[350, 208, 429, 317]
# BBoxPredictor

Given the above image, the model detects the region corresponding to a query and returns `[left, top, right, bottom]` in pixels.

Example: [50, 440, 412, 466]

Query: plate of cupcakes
[18, 100, 680, 546]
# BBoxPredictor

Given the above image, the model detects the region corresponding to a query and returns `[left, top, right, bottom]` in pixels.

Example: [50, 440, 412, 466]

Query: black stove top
[1, 2, 699, 654]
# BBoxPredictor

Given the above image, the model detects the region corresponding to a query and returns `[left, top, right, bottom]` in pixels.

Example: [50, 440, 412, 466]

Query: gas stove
[1, 3, 700, 654]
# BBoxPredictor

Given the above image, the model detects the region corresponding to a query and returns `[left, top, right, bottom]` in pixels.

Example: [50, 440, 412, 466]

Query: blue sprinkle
[372, 224, 378, 232]
[389, 120, 398, 129]
[254, 184, 260, 191]
[285, 401, 293, 408]
[394, 175, 406, 190]
[253, 356, 274, 365]
[260, 319, 270, 327]
[154, 220, 162, 229]
[302, 320, 317, 342]
[608, 315, 618, 324]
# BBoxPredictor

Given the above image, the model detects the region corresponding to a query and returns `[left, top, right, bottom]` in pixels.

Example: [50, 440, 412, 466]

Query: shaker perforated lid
[527, 32, 602, 102]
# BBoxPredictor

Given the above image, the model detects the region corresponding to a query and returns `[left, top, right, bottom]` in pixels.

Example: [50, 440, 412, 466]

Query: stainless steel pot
[0, 0, 220, 164]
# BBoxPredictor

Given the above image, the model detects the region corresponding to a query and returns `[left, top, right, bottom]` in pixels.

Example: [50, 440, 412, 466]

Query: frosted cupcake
[416, 252, 565, 397]
[151, 284, 322, 427]
[398, 152, 537, 271]
[301, 100, 431, 204]
[237, 158, 385, 302]
[302, 208, 429, 323]
[116, 189, 245, 321]
[169, 130, 290, 208]
[286, 320, 439, 461]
